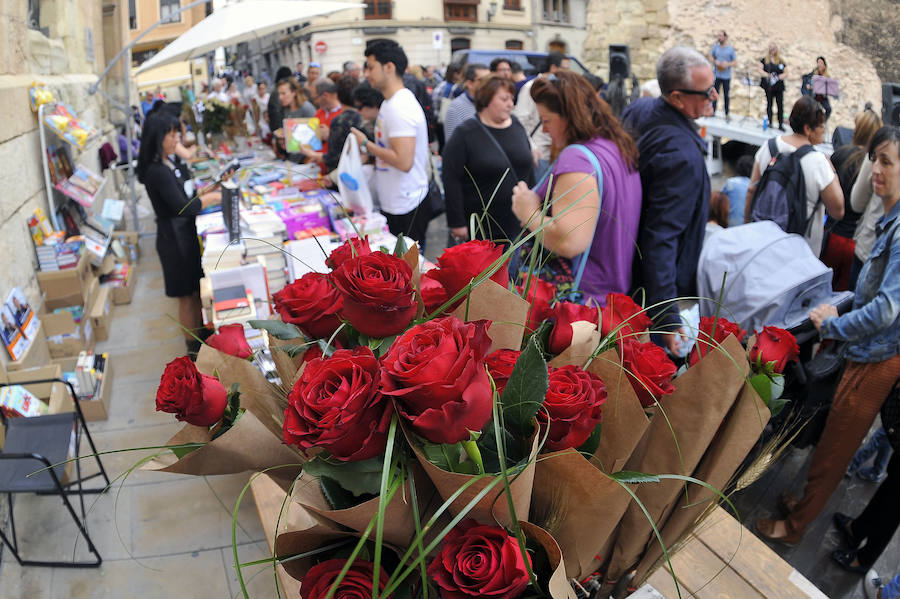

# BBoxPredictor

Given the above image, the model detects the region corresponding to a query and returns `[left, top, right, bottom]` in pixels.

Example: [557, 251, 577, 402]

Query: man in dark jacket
[622, 46, 716, 355]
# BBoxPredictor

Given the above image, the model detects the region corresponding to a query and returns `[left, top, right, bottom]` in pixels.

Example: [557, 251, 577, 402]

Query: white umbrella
[135, 0, 363, 73]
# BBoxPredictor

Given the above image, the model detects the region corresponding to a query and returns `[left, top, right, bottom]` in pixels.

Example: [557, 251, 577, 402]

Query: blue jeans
[885, 573, 900, 599]
[849, 427, 892, 476]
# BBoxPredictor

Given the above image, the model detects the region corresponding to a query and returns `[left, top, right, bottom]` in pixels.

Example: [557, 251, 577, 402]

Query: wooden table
[637, 507, 827, 598]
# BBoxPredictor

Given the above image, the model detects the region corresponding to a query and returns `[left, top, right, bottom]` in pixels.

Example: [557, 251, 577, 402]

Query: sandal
[832, 512, 859, 548]
[755, 517, 803, 547]
[778, 491, 799, 515]
[831, 549, 868, 574]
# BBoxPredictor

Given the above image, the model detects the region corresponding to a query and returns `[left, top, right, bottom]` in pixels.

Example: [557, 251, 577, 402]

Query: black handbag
[880, 379, 900, 451]
[425, 156, 444, 220]
[804, 339, 848, 382]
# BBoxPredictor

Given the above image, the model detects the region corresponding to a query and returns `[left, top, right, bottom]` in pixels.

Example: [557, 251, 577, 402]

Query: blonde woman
[759, 43, 787, 130]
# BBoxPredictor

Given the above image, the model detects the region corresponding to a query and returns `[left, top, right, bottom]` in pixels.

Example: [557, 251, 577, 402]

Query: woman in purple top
[511, 71, 642, 305]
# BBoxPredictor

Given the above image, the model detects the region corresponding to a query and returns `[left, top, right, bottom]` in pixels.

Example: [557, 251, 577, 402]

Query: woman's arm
[851, 156, 874, 213]
[821, 175, 845, 219]
[744, 160, 762, 223]
[512, 171, 600, 259]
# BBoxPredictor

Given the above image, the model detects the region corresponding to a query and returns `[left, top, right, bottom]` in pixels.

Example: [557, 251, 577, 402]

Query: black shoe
[778, 124, 786, 131]
[831, 549, 868, 574]
[833, 512, 859, 547]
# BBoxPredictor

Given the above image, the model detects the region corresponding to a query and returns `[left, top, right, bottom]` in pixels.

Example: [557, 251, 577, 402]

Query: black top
[324, 108, 364, 172]
[442, 115, 535, 243]
[761, 58, 786, 93]
[829, 144, 864, 238]
[143, 157, 200, 220]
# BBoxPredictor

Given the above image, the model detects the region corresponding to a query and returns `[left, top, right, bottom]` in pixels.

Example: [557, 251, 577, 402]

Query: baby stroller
[697, 221, 855, 445]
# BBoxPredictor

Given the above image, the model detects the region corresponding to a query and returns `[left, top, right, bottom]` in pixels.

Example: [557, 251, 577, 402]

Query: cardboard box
[51, 355, 112, 422]
[0, 363, 68, 448]
[87, 286, 113, 342]
[97, 254, 136, 305]
[111, 231, 140, 264]
[4, 320, 52, 372]
[37, 252, 93, 305]
[41, 310, 95, 358]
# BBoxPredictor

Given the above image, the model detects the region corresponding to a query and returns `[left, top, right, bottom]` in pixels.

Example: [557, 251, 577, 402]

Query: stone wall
[0, 1, 125, 368]
[584, 0, 886, 129]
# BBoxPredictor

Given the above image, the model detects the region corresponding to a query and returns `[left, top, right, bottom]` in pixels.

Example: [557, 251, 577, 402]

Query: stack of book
[0, 385, 48, 418]
[211, 284, 255, 325]
[74, 351, 107, 399]
[203, 233, 244, 273]
[241, 207, 287, 293]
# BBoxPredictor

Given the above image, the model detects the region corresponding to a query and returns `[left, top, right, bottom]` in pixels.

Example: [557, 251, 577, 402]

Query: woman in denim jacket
[757, 126, 900, 548]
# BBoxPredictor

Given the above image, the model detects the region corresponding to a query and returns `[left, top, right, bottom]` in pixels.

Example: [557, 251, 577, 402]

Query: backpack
[749, 137, 819, 236]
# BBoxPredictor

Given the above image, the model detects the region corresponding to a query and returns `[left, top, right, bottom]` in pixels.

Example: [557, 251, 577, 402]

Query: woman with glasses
[759, 43, 787, 130]
[510, 70, 642, 304]
[744, 96, 844, 256]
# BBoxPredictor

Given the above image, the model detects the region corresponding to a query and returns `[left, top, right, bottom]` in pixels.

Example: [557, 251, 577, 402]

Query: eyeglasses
[673, 85, 716, 100]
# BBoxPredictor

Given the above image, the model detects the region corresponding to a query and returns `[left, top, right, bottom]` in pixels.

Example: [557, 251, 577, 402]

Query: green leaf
[319, 475, 363, 510]
[317, 338, 337, 358]
[272, 343, 310, 358]
[768, 397, 790, 418]
[769, 373, 785, 400]
[501, 336, 549, 437]
[393, 235, 409, 257]
[170, 445, 199, 459]
[419, 441, 478, 474]
[248, 319, 303, 340]
[749, 373, 773, 405]
[303, 455, 384, 497]
[610, 470, 660, 484]
[577, 423, 602, 456]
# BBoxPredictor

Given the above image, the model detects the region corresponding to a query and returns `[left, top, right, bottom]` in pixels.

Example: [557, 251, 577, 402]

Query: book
[213, 285, 250, 313]
[0, 385, 47, 418]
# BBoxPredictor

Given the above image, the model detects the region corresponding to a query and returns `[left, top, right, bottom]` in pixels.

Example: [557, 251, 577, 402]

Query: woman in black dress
[759, 43, 787, 130]
[442, 75, 535, 244]
[137, 113, 221, 355]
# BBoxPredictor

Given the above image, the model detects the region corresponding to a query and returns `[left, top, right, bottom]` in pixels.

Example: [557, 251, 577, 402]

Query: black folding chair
[0, 378, 111, 567]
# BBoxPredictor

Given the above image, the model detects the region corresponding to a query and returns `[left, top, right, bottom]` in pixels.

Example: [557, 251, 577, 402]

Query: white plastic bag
[336, 134, 374, 215]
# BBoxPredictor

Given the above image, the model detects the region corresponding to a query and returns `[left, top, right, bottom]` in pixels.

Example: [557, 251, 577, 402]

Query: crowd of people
[132, 38, 900, 597]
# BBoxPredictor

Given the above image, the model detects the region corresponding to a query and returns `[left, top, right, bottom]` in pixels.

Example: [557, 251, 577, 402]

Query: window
[364, 0, 391, 20]
[160, 0, 181, 24]
[505, 40, 523, 50]
[444, 0, 478, 22]
[129, 0, 138, 29]
[450, 37, 471, 53]
[503, 0, 521, 9]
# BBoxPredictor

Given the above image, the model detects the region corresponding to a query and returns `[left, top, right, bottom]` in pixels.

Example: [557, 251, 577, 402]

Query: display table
[635, 506, 827, 598]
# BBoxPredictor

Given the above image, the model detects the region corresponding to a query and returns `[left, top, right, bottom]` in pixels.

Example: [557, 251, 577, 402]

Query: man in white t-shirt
[351, 39, 430, 245]
[745, 97, 843, 256]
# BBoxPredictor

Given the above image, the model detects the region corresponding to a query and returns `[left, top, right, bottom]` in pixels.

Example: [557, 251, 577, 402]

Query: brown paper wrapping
[143, 410, 304, 484]
[519, 521, 579, 599]
[584, 350, 651, 474]
[451, 279, 530, 352]
[288, 470, 440, 549]
[531, 450, 634, 580]
[195, 344, 288, 442]
[605, 335, 749, 582]
[632, 381, 769, 583]
[274, 513, 364, 583]
[266, 332, 308, 394]
[548, 321, 602, 370]
[409, 428, 538, 528]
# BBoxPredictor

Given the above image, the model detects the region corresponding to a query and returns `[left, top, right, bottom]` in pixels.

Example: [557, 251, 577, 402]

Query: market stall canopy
[135, 0, 363, 74]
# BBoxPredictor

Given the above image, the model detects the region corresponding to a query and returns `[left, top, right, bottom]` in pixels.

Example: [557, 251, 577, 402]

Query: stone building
[583, 0, 891, 128]
[234, 0, 588, 80]
[0, 0, 128, 356]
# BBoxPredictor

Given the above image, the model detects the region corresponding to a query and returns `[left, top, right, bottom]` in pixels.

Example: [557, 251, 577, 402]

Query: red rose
[273, 272, 344, 340]
[485, 348, 520, 396]
[300, 558, 390, 599]
[599, 293, 652, 339]
[547, 302, 599, 354]
[750, 326, 800, 373]
[516, 278, 556, 332]
[539, 365, 607, 451]
[331, 252, 417, 339]
[420, 271, 450, 314]
[156, 357, 228, 426]
[283, 347, 390, 461]
[426, 240, 509, 311]
[428, 519, 530, 599]
[325, 235, 372, 270]
[618, 338, 677, 407]
[380, 316, 493, 444]
[689, 317, 747, 365]
[300, 344, 324, 365]
[206, 323, 252, 359]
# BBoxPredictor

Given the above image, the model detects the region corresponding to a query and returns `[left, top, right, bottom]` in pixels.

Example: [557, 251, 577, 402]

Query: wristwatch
[360, 137, 368, 152]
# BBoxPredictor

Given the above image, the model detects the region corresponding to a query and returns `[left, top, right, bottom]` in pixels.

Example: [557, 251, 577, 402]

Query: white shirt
[373, 87, 429, 215]
[753, 136, 835, 255]
[513, 78, 551, 161]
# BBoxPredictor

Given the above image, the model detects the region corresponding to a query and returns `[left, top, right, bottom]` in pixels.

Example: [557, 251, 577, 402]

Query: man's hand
[810, 303, 838, 331]
[349, 127, 367, 146]
[664, 327, 688, 356]
[450, 227, 469, 243]
[511, 181, 541, 226]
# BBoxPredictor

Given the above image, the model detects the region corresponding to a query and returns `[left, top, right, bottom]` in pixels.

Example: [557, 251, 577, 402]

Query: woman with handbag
[510, 71, 642, 305]
[442, 75, 535, 245]
[759, 43, 787, 131]
[757, 126, 900, 547]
